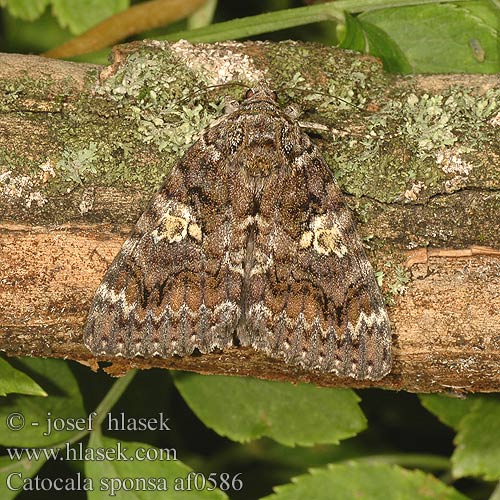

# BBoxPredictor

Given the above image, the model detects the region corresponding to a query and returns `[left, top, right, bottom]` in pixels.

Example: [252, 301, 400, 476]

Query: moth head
[245, 86, 278, 103]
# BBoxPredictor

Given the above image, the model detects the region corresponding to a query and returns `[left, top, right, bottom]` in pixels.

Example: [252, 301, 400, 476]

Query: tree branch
[0, 41, 499, 393]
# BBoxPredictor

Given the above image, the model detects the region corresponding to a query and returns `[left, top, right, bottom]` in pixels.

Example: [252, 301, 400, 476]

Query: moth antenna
[177, 81, 251, 105]
[280, 85, 365, 112]
[276, 84, 368, 138]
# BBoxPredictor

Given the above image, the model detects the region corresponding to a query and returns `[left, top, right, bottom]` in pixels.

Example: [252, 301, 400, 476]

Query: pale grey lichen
[436, 146, 475, 193]
[94, 47, 231, 188]
[404, 180, 427, 201]
[56, 142, 98, 185]
[0, 169, 47, 208]
[169, 39, 267, 85]
[401, 93, 458, 158]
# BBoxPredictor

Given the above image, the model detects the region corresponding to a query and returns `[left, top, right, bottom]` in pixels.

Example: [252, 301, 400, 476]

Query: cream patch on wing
[300, 214, 347, 257]
[151, 201, 202, 243]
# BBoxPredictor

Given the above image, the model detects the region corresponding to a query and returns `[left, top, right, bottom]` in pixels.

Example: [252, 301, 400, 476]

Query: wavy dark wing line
[84, 140, 244, 357]
[239, 135, 391, 380]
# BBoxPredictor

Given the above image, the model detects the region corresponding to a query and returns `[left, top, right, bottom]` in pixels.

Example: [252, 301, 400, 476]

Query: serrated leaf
[0, 454, 46, 500]
[0, 357, 47, 397]
[51, 0, 129, 35]
[452, 397, 500, 480]
[262, 462, 468, 500]
[419, 394, 477, 430]
[0, 358, 86, 447]
[361, 1, 500, 73]
[85, 433, 228, 499]
[173, 373, 366, 446]
[3, 0, 49, 21]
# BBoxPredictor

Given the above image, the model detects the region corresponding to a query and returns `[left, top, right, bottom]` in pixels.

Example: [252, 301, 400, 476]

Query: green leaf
[261, 462, 468, 500]
[51, 0, 129, 35]
[0, 357, 47, 397]
[0, 358, 86, 447]
[2, 0, 49, 21]
[356, 20, 412, 73]
[340, 14, 412, 73]
[452, 397, 500, 480]
[2, 8, 73, 54]
[85, 433, 228, 499]
[361, 1, 500, 73]
[0, 454, 46, 500]
[419, 394, 477, 430]
[187, 0, 217, 30]
[338, 13, 367, 52]
[162, 0, 466, 44]
[173, 373, 366, 446]
[421, 395, 500, 480]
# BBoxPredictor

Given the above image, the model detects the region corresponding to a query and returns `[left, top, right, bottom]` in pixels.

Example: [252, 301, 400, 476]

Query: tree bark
[0, 41, 499, 393]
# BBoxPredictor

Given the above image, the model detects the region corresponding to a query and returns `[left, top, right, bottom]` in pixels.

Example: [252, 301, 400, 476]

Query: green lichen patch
[318, 84, 500, 203]
[96, 50, 193, 102]
[56, 142, 98, 184]
[370, 87, 500, 199]
[397, 89, 499, 158]
[0, 72, 78, 114]
[0, 81, 29, 111]
[88, 47, 228, 190]
[378, 260, 411, 305]
[265, 43, 386, 112]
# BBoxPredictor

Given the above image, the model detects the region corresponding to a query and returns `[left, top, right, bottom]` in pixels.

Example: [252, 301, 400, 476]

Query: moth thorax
[244, 146, 279, 176]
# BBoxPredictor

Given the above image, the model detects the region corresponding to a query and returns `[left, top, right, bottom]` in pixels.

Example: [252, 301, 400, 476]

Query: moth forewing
[84, 84, 391, 380]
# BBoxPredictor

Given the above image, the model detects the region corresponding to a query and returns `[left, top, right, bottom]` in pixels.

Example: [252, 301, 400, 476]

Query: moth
[84, 85, 392, 380]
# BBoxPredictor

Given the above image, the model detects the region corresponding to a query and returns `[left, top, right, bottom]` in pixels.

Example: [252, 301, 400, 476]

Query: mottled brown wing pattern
[238, 134, 391, 380]
[84, 85, 392, 380]
[84, 142, 245, 357]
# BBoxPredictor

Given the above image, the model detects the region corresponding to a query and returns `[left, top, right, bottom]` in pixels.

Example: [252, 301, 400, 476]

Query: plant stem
[92, 369, 138, 429]
[489, 480, 500, 500]
[162, 0, 468, 43]
[21, 369, 138, 456]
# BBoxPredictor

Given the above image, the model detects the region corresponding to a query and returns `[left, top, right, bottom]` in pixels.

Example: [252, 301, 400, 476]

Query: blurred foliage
[1, 1, 499, 499]
[0, 0, 498, 72]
